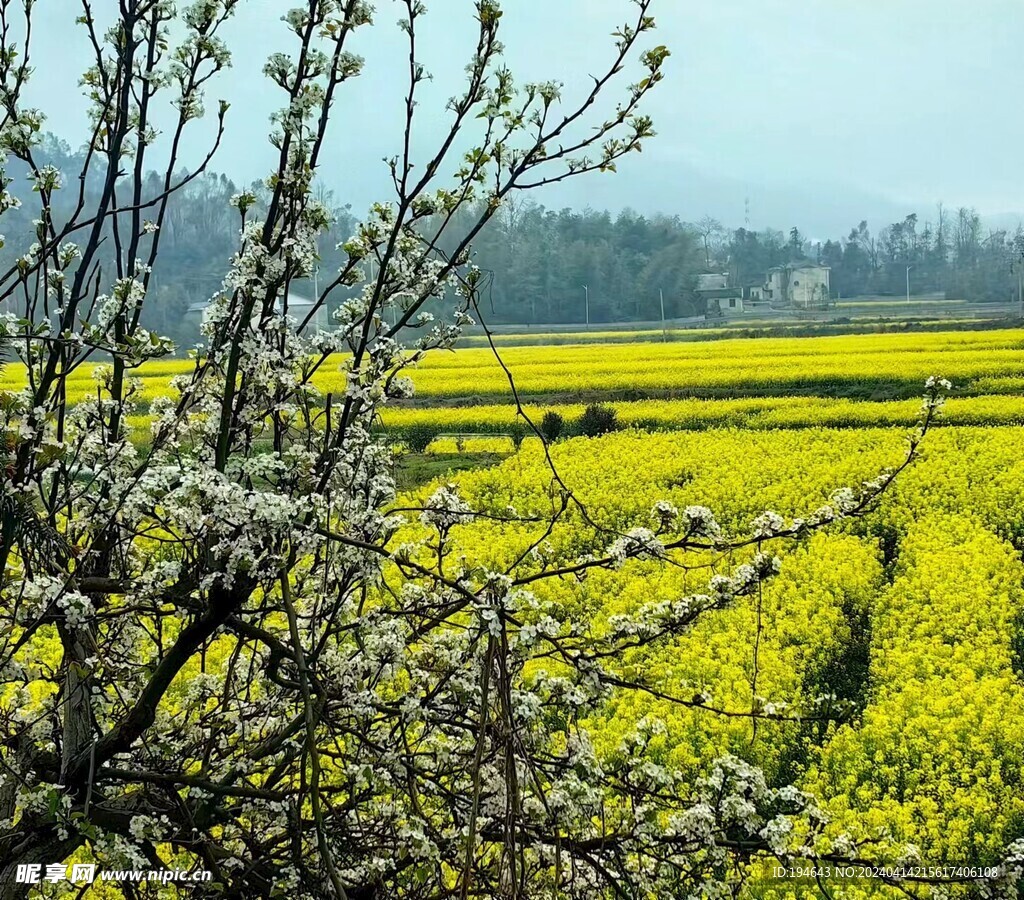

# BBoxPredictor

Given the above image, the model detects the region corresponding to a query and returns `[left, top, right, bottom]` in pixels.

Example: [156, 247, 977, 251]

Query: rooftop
[768, 261, 831, 273]
[696, 273, 730, 292]
[187, 291, 317, 315]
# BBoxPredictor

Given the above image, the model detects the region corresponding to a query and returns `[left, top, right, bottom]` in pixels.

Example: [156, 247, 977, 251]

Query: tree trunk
[0, 831, 81, 900]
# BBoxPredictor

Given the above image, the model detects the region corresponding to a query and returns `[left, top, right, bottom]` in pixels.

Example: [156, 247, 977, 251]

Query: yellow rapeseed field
[5, 328, 1024, 408]
[7, 323, 1024, 888]
[381, 394, 1024, 442]
[411, 426, 1024, 874]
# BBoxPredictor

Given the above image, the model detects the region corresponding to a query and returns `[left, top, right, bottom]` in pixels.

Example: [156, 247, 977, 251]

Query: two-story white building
[764, 262, 831, 308]
[695, 273, 746, 316]
[699, 262, 832, 316]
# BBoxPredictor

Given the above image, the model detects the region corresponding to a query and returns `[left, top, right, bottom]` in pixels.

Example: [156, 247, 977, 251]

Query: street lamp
[582, 284, 589, 330]
[906, 265, 913, 305]
[1015, 255, 1024, 319]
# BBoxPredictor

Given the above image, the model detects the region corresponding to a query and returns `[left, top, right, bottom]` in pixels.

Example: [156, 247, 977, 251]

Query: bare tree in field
[0, 2, 964, 899]
[695, 214, 724, 270]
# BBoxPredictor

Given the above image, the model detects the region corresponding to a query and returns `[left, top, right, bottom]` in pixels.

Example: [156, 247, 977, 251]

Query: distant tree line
[0, 136, 358, 348]
[453, 204, 1024, 323]
[431, 199, 706, 325]
[2, 135, 1020, 345]
[720, 208, 1024, 305]
[819, 208, 1024, 302]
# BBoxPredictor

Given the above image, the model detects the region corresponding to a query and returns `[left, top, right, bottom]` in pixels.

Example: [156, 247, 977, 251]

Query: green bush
[577, 404, 618, 437]
[540, 410, 564, 442]
[509, 421, 529, 451]
[403, 423, 442, 453]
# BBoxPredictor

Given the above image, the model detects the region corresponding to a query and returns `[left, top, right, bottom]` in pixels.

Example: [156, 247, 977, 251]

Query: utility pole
[1015, 248, 1024, 319]
[313, 266, 321, 331]
[369, 258, 397, 331]
[582, 284, 589, 330]
[906, 265, 913, 305]
[659, 288, 666, 340]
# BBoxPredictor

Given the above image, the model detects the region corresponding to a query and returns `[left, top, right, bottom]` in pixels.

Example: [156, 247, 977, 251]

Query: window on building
[728, 298, 736, 308]
[793, 280, 800, 286]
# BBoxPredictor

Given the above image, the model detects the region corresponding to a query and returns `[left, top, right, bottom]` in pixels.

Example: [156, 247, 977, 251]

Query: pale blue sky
[27, 0, 1024, 236]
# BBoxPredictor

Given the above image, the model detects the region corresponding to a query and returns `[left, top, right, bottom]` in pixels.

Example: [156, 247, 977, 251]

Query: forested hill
[1, 135, 1020, 346]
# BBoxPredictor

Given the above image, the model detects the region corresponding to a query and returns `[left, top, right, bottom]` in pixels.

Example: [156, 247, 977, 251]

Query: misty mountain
[534, 153, 915, 240]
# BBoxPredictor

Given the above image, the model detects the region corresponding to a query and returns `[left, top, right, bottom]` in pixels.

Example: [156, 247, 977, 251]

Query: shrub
[404, 423, 441, 453]
[577, 403, 618, 437]
[509, 420, 528, 451]
[540, 410, 564, 442]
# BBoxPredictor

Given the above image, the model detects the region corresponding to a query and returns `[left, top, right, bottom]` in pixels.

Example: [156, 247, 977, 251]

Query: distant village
[178, 265, 837, 334]
[697, 261, 831, 317]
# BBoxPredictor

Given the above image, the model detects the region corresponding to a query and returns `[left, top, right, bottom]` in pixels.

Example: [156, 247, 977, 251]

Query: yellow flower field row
[392, 353, 1023, 401]
[378, 394, 1024, 440]
[459, 318, 1003, 348]
[420, 328, 1024, 365]
[4, 328, 1024, 405]
[410, 426, 1024, 874]
[806, 515, 1024, 867]
[101, 393, 1024, 454]
[458, 326, 733, 345]
[385, 329, 1024, 399]
[106, 394, 1024, 449]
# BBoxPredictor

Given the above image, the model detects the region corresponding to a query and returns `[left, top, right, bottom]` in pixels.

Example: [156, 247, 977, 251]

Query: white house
[695, 273, 745, 316]
[764, 262, 831, 308]
[186, 288, 328, 332]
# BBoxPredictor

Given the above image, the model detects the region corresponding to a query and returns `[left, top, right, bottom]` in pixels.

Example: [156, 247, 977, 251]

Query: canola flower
[398, 425, 1024, 886]
[80, 393, 1024, 451]
[805, 515, 1024, 868]
[346, 331, 1024, 400]
[382, 394, 1024, 445]
[455, 317, 1002, 348]
[5, 327, 1024, 408]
